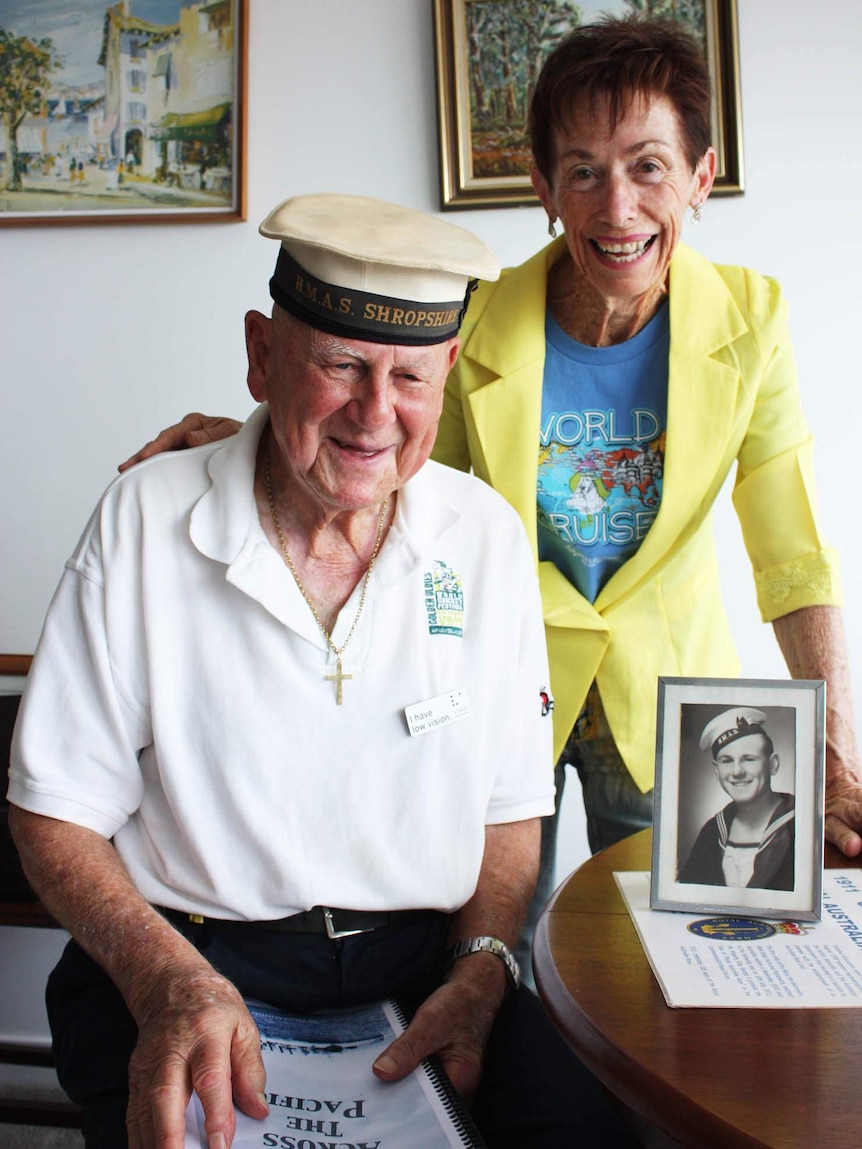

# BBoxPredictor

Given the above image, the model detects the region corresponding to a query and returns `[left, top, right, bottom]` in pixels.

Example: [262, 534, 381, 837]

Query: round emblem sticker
[687, 917, 778, 941]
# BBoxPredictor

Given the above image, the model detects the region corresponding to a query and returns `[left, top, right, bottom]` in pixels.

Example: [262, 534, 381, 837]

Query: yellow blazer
[433, 239, 841, 791]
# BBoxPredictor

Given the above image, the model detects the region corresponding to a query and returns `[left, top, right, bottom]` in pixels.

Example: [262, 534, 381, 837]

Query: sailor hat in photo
[699, 708, 769, 755]
[259, 193, 500, 346]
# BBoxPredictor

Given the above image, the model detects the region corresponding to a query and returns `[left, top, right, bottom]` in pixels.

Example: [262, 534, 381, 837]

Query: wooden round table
[533, 828, 861, 1149]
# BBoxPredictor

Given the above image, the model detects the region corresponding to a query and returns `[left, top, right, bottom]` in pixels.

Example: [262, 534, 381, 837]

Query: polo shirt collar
[189, 403, 464, 605]
[189, 402, 268, 566]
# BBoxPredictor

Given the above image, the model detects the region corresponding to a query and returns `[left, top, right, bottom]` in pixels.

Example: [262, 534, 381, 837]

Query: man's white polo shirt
[10, 405, 554, 919]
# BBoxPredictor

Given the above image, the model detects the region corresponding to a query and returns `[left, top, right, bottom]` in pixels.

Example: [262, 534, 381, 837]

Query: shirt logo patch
[424, 560, 464, 636]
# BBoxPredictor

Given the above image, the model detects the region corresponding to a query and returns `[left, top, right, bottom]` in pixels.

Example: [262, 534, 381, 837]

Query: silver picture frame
[651, 677, 825, 921]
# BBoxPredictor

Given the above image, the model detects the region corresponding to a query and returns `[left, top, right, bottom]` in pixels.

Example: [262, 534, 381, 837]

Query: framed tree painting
[0, 0, 247, 225]
[433, 0, 744, 209]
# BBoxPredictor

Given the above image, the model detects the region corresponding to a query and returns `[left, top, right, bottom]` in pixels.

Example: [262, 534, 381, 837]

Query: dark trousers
[47, 911, 636, 1148]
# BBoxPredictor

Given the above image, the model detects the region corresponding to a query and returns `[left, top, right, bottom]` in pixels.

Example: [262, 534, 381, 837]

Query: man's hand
[371, 819, 535, 1099]
[8, 809, 268, 1149]
[371, 954, 506, 1100]
[126, 963, 268, 1149]
[119, 413, 242, 472]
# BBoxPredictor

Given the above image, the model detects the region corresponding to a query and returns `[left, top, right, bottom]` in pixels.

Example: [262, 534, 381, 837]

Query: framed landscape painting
[0, 0, 247, 225]
[433, 0, 744, 209]
[650, 678, 825, 922]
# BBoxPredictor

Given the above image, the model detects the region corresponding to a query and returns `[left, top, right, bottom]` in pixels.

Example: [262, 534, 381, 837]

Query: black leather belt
[159, 905, 432, 940]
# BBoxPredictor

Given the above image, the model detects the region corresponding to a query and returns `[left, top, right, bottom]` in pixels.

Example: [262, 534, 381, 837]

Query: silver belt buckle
[323, 907, 367, 940]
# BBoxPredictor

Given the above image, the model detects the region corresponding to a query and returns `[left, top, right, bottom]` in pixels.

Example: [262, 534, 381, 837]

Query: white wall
[2, 0, 861, 884]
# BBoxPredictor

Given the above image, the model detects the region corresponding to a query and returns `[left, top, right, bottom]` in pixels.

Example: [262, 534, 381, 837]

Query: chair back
[1, 655, 35, 908]
[0, 654, 82, 1127]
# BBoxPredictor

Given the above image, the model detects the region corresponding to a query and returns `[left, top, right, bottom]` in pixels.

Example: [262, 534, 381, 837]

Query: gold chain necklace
[264, 446, 388, 704]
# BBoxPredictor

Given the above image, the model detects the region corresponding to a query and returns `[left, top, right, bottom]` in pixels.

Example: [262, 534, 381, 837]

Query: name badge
[405, 690, 471, 737]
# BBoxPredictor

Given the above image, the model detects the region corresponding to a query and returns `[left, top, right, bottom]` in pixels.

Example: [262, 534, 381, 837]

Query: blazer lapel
[459, 240, 562, 552]
[595, 244, 750, 609]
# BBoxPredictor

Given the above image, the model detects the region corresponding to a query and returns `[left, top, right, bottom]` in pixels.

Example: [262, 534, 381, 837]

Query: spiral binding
[389, 1000, 486, 1147]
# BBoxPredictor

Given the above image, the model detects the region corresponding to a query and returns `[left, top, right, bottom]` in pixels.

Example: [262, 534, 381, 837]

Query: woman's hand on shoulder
[118, 413, 242, 472]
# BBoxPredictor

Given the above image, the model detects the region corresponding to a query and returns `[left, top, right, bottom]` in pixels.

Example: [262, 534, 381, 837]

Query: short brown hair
[529, 16, 712, 182]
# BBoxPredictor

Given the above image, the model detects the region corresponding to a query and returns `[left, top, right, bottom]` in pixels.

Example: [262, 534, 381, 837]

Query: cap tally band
[712, 715, 766, 754]
[270, 249, 473, 346]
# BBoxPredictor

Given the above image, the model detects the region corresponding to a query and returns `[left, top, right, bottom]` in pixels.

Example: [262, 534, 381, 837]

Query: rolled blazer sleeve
[727, 269, 841, 620]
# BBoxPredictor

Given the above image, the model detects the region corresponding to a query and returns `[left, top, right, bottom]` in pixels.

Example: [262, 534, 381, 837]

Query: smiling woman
[527, 13, 715, 347]
[432, 11, 859, 959]
[532, 91, 714, 346]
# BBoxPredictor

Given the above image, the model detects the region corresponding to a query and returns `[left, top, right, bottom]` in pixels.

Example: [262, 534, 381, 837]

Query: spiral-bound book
[184, 998, 485, 1147]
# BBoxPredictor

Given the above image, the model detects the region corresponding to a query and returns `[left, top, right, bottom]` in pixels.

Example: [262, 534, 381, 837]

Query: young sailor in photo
[679, 708, 795, 890]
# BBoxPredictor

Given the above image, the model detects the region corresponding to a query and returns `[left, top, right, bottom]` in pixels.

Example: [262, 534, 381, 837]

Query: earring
[691, 201, 703, 224]
[547, 217, 557, 238]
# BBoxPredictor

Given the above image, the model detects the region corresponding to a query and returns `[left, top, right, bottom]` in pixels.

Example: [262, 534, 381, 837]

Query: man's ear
[245, 310, 271, 402]
[769, 754, 781, 776]
[445, 336, 461, 374]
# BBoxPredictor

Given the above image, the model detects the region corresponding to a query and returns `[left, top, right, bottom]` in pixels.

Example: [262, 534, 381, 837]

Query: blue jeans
[520, 727, 654, 987]
[569, 734, 655, 855]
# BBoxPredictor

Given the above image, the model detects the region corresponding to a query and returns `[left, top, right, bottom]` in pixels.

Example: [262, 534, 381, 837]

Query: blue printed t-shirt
[538, 303, 669, 602]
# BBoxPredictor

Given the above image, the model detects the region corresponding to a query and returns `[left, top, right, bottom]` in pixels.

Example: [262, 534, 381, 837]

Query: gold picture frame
[433, 0, 744, 210]
[0, 0, 247, 226]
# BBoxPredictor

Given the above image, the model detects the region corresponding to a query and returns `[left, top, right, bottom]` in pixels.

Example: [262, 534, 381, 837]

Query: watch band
[446, 935, 521, 991]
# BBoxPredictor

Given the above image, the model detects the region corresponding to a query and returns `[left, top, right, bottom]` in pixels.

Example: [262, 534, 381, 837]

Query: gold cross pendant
[325, 655, 353, 705]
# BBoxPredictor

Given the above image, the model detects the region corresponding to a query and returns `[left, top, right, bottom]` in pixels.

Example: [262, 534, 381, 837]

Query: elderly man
[8, 194, 633, 1149]
[679, 708, 795, 890]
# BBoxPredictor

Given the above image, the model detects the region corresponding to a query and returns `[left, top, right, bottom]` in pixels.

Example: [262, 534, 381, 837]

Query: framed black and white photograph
[650, 678, 825, 921]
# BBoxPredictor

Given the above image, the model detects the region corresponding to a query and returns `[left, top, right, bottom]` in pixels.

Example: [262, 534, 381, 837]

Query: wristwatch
[446, 935, 520, 991]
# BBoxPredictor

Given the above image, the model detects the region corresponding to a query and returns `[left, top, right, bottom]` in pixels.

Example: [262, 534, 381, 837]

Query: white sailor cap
[700, 708, 769, 754]
[259, 193, 500, 346]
